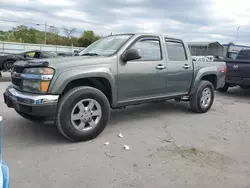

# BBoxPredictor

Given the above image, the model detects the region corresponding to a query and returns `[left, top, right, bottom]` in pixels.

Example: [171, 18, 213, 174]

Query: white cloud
[210, 0, 250, 26]
[210, 34, 230, 39]
[110, 7, 145, 15]
[0, 9, 32, 18]
[1, 0, 250, 45]
[1, 0, 30, 3]
[38, 0, 74, 6]
[54, 9, 96, 24]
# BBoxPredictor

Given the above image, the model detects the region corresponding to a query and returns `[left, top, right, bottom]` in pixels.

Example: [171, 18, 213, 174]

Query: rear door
[164, 39, 193, 95]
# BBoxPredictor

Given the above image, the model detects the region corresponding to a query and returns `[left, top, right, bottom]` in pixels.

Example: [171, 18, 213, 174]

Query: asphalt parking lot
[1, 72, 250, 188]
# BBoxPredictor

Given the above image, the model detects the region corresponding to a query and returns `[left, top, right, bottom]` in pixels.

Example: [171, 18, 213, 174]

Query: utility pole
[44, 22, 47, 44]
[235, 26, 240, 44]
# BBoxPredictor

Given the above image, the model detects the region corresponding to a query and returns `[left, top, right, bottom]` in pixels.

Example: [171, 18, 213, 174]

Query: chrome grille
[11, 66, 25, 89]
[13, 66, 25, 74]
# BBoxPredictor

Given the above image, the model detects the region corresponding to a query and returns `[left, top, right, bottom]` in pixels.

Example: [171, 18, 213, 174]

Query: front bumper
[3, 86, 59, 117]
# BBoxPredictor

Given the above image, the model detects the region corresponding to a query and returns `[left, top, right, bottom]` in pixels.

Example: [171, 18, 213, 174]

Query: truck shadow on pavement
[5, 100, 192, 144]
[109, 100, 193, 127]
[217, 87, 250, 100]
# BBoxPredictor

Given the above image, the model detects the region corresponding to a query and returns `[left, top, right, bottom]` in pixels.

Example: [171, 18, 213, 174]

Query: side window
[130, 37, 162, 61]
[25, 51, 35, 58]
[34, 52, 41, 58]
[165, 41, 187, 61]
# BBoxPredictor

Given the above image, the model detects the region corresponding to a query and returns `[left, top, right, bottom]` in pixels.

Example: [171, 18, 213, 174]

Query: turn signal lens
[41, 81, 50, 92]
[43, 68, 54, 75]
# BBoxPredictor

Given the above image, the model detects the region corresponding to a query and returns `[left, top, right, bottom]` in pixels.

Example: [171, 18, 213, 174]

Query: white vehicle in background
[206, 56, 215, 61]
[193, 56, 212, 62]
[193, 55, 218, 62]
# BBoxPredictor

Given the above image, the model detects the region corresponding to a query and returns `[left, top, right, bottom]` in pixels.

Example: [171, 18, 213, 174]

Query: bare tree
[48, 26, 59, 35]
[63, 27, 76, 39]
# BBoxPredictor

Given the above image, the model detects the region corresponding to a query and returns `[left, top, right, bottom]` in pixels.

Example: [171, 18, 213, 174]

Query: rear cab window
[236, 50, 250, 60]
[165, 39, 187, 61]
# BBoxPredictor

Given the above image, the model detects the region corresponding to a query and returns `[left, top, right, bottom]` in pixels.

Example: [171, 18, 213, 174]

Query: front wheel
[56, 86, 110, 142]
[189, 81, 214, 113]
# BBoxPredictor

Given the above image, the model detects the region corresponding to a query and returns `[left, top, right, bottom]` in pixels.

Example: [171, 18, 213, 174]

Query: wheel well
[4, 59, 16, 63]
[201, 74, 217, 88]
[62, 77, 112, 105]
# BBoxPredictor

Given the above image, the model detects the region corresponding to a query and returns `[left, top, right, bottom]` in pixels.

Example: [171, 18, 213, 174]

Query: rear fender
[189, 66, 218, 95]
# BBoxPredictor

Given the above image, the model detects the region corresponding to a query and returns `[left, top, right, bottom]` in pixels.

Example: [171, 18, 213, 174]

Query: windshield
[78, 34, 133, 56]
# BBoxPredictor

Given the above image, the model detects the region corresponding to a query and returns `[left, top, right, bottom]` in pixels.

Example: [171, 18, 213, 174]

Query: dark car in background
[57, 49, 82, 57]
[0, 50, 58, 72]
[218, 49, 250, 92]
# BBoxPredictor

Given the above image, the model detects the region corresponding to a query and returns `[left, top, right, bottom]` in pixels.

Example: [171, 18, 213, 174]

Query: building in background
[187, 41, 224, 57]
[223, 42, 250, 59]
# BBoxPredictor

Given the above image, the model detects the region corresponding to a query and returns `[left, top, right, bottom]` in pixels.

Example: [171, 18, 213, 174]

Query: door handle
[155, 64, 166, 70]
[183, 64, 191, 69]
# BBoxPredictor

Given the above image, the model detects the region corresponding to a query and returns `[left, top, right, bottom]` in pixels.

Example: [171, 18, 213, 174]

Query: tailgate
[226, 60, 250, 78]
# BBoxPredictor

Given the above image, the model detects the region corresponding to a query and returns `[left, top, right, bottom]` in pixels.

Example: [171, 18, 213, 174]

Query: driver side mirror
[121, 49, 141, 62]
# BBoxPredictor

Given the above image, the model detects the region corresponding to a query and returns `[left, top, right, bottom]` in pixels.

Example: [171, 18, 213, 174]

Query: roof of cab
[109, 33, 183, 41]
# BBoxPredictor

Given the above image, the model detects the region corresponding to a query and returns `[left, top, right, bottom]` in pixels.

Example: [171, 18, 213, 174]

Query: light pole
[45, 22, 47, 44]
[235, 26, 240, 44]
[36, 22, 50, 44]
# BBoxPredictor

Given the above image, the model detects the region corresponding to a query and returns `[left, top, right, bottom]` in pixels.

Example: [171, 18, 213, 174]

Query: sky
[0, 0, 250, 45]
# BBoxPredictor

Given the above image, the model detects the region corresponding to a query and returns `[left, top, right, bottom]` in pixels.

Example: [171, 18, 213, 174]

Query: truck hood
[14, 55, 114, 70]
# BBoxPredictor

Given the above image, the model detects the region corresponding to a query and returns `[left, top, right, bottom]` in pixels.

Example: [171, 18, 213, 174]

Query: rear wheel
[56, 86, 110, 142]
[217, 82, 229, 92]
[189, 80, 214, 113]
[3, 59, 15, 72]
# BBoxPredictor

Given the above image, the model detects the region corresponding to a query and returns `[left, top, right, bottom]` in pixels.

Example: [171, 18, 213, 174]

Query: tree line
[0, 25, 101, 47]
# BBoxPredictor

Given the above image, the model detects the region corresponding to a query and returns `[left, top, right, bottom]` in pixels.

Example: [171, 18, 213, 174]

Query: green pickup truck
[3, 33, 226, 142]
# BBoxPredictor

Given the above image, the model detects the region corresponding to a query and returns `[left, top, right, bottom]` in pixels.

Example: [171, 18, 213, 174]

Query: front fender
[49, 67, 117, 103]
[189, 66, 218, 95]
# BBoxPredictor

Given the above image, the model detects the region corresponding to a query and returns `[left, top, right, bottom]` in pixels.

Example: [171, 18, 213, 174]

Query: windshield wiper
[81, 53, 99, 56]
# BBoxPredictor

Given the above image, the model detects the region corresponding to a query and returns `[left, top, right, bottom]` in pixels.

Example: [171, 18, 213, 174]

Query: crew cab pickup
[3, 33, 226, 142]
[218, 49, 250, 92]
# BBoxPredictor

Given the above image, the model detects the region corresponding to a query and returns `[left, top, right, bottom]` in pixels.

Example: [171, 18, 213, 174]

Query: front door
[117, 36, 167, 102]
[164, 39, 193, 95]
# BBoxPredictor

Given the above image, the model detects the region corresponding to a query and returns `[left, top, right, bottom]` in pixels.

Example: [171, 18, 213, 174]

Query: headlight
[22, 67, 54, 93]
[24, 67, 54, 75]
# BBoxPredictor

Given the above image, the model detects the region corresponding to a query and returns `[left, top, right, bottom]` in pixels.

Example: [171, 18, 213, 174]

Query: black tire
[217, 83, 229, 92]
[3, 59, 15, 72]
[56, 86, 110, 142]
[189, 80, 214, 113]
[15, 110, 44, 123]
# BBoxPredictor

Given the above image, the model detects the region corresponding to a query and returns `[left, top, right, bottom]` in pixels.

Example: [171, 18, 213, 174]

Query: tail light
[219, 66, 227, 73]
